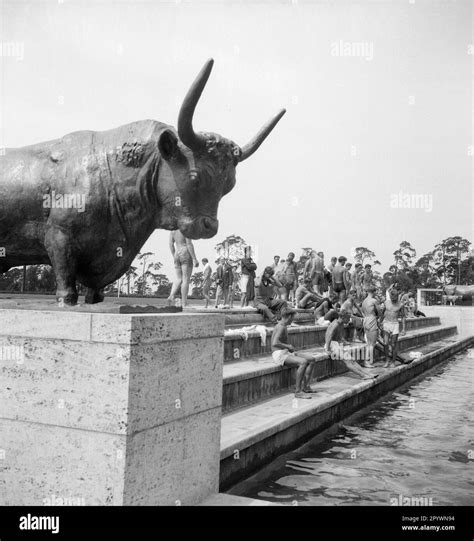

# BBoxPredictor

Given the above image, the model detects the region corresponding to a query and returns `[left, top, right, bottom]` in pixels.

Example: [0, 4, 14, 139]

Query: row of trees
[0, 235, 471, 296]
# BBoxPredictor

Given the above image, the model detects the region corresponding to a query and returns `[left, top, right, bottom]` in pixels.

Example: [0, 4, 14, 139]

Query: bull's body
[443, 285, 474, 300]
[1, 120, 171, 289]
[0, 59, 285, 305]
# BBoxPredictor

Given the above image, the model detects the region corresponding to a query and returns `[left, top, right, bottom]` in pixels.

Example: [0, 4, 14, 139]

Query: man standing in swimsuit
[361, 285, 381, 367]
[381, 285, 406, 368]
[332, 256, 347, 303]
[362, 264, 374, 295]
[168, 230, 199, 308]
[352, 263, 363, 301]
[344, 262, 353, 297]
[281, 252, 298, 303]
[240, 246, 257, 308]
[310, 251, 325, 295]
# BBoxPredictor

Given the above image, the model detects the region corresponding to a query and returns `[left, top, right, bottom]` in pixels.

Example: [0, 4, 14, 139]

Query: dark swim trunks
[333, 282, 344, 293]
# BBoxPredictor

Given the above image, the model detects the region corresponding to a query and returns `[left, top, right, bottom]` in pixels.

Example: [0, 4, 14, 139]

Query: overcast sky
[1, 0, 472, 279]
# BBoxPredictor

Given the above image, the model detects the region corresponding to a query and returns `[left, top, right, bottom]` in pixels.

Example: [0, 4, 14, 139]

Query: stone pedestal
[0, 309, 224, 505]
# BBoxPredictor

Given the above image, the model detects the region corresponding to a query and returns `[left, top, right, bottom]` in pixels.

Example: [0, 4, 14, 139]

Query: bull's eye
[188, 170, 198, 182]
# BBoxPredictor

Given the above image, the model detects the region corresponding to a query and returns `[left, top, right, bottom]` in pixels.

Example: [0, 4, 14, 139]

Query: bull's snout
[179, 216, 219, 239]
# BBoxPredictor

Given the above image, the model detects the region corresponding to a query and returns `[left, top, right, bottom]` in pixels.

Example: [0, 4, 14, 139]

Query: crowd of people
[167, 234, 426, 399]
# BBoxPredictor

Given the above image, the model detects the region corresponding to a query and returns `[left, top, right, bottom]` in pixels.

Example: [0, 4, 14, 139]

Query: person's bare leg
[168, 265, 183, 305]
[240, 292, 247, 307]
[180, 263, 192, 307]
[284, 355, 312, 398]
[203, 289, 210, 308]
[300, 292, 314, 308]
[342, 358, 376, 379]
[392, 335, 399, 364]
[383, 331, 392, 367]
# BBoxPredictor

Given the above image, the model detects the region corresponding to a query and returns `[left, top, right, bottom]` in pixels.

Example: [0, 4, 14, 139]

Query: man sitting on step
[254, 266, 287, 323]
[271, 306, 317, 399]
[324, 310, 378, 380]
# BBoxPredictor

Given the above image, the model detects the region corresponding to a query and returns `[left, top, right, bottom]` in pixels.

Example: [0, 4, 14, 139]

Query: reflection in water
[233, 350, 473, 506]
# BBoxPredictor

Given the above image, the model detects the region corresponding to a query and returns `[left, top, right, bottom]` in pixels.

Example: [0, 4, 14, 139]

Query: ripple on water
[236, 350, 474, 506]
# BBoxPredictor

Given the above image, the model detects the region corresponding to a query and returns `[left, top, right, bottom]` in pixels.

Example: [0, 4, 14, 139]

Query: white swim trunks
[383, 320, 399, 335]
[272, 349, 290, 366]
[316, 317, 331, 327]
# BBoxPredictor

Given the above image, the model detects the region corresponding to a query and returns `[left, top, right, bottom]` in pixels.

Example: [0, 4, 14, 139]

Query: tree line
[0, 235, 471, 297]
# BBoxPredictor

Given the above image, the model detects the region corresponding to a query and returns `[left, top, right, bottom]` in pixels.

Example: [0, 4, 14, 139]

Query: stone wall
[0, 310, 224, 506]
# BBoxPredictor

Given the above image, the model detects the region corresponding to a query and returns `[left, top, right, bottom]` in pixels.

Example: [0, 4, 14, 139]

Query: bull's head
[156, 59, 285, 239]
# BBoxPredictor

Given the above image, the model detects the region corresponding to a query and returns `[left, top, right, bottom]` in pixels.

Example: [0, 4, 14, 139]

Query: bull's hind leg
[44, 228, 78, 306]
[85, 287, 105, 304]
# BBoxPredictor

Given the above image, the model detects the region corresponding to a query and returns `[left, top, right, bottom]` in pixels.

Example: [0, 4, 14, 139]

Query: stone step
[223, 316, 441, 362]
[219, 334, 473, 490]
[188, 306, 314, 328]
[222, 324, 457, 413]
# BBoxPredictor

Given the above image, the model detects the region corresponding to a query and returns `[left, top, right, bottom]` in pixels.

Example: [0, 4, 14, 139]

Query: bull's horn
[178, 58, 214, 150]
[239, 108, 286, 162]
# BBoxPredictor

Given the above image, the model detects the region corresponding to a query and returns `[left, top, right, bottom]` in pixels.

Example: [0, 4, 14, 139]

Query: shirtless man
[295, 278, 324, 309]
[281, 252, 298, 303]
[272, 255, 285, 299]
[332, 256, 347, 303]
[314, 297, 332, 324]
[361, 285, 381, 367]
[254, 266, 287, 323]
[352, 263, 363, 301]
[311, 251, 325, 294]
[341, 289, 364, 343]
[381, 285, 406, 368]
[344, 262, 353, 297]
[324, 310, 377, 380]
[271, 306, 317, 399]
[202, 258, 212, 308]
[362, 264, 374, 295]
[168, 230, 199, 307]
[383, 265, 398, 294]
[326, 256, 337, 298]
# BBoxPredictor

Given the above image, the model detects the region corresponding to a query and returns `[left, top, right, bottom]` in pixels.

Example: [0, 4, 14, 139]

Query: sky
[1, 0, 472, 280]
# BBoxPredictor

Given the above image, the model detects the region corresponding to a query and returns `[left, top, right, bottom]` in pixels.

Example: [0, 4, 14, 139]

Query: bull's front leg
[44, 227, 78, 306]
[85, 287, 105, 304]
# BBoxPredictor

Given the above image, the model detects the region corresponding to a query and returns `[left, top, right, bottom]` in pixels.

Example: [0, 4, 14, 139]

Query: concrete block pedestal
[0, 309, 224, 505]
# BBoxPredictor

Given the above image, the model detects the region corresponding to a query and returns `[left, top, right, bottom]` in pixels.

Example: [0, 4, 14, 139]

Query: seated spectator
[295, 278, 325, 309]
[254, 266, 287, 323]
[271, 306, 317, 399]
[324, 310, 378, 380]
[316, 307, 339, 327]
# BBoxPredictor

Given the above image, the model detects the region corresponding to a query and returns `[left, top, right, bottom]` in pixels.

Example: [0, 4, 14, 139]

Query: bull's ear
[158, 130, 178, 160]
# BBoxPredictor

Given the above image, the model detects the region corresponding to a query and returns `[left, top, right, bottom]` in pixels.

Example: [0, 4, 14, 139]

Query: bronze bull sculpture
[0, 59, 285, 305]
[443, 285, 474, 301]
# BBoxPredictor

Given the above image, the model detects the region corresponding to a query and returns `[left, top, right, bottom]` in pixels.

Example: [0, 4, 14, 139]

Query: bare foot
[295, 392, 312, 399]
